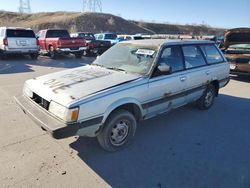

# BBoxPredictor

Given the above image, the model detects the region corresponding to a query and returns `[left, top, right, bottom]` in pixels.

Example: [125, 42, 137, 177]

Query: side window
[200, 45, 224, 64]
[98, 34, 103, 40]
[182, 45, 206, 69]
[40, 31, 46, 39]
[158, 46, 184, 72]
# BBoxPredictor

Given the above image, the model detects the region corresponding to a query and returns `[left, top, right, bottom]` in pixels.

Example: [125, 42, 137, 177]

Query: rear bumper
[2, 48, 39, 55]
[56, 47, 87, 53]
[14, 95, 78, 139]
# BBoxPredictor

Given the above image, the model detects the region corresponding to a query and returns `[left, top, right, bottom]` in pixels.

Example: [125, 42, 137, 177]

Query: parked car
[71, 32, 111, 56]
[37, 29, 86, 59]
[0, 27, 39, 59]
[94, 33, 119, 45]
[118, 34, 144, 41]
[15, 39, 229, 152]
[223, 28, 250, 75]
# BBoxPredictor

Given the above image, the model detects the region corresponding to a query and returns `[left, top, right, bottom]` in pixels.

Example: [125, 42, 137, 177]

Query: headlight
[23, 84, 33, 98]
[49, 101, 79, 122]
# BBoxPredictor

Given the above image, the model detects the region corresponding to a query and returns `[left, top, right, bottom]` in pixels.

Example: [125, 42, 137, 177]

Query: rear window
[6, 29, 35, 38]
[46, 30, 70, 38]
[78, 33, 95, 40]
[104, 34, 117, 40]
[200, 45, 224, 64]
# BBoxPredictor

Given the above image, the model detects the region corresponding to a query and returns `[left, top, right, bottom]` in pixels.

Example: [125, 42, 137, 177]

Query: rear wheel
[49, 46, 57, 59]
[75, 51, 83, 58]
[197, 84, 216, 110]
[97, 109, 137, 152]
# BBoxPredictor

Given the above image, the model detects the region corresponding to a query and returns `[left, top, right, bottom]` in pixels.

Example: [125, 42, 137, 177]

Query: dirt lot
[0, 55, 250, 188]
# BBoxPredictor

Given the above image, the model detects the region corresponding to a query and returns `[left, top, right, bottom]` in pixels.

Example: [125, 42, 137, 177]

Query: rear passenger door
[181, 45, 210, 103]
[145, 46, 187, 118]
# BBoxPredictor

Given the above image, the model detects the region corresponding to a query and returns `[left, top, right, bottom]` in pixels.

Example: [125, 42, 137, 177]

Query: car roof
[120, 39, 215, 48]
[0, 27, 32, 30]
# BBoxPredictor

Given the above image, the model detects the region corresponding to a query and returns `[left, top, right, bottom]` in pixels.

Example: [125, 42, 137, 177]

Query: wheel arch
[210, 80, 219, 96]
[102, 98, 144, 124]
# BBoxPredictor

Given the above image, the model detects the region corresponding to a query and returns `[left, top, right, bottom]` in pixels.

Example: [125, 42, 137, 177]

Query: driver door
[144, 45, 187, 118]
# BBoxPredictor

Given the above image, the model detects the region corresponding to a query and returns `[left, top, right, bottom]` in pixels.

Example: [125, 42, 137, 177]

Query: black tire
[49, 46, 57, 59]
[97, 109, 137, 152]
[197, 84, 216, 110]
[75, 51, 83, 59]
[30, 53, 38, 60]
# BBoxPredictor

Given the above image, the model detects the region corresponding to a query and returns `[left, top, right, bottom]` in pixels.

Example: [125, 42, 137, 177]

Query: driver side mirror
[158, 64, 171, 74]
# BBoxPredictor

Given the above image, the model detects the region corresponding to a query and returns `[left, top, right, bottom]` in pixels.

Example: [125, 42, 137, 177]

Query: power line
[19, 0, 31, 13]
[82, 0, 102, 12]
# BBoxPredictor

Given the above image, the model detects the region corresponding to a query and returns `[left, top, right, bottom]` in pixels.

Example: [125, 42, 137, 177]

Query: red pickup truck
[37, 29, 87, 59]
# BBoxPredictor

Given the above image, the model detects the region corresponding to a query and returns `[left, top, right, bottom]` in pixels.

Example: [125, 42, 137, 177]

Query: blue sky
[0, 0, 249, 28]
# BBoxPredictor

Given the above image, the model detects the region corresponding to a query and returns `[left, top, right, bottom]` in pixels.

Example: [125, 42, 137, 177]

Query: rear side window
[200, 45, 224, 64]
[97, 34, 103, 40]
[6, 29, 35, 38]
[182, 45, 206, 69]
[46, 30, 70, 38]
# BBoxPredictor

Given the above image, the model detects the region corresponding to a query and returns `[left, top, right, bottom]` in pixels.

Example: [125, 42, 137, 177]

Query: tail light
[3, 37, 8, 45]
[57, 40, 61, 46]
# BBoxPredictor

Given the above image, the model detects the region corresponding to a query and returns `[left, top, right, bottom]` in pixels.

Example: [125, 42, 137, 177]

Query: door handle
[180, 76, 187, 82]
[205, 71, 210, 75]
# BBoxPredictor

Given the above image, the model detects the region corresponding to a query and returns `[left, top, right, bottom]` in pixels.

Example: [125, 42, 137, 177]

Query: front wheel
[197, 84, 216, 110]
[97, 109, 137, 152]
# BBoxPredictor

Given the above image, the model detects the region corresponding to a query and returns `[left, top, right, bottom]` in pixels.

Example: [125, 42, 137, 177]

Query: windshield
[92, 43, 157, 75]
[228, 44, 250, 50]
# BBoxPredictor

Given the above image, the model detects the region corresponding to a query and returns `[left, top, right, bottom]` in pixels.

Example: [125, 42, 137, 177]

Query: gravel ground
[0, 55, 249, 188]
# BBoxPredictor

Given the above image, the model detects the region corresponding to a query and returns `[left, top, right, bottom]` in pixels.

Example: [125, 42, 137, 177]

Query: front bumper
[230, 62, 250, 75]
[14, 95, 78, 139]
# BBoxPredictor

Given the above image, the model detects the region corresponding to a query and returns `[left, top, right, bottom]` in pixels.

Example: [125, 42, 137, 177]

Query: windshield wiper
[106, 67, 127, 73]
[92, 63, 104, 67]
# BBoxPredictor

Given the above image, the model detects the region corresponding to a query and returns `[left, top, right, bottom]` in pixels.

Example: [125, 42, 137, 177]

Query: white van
[0, 27, 39, 59]
[15, 39, 230, 152]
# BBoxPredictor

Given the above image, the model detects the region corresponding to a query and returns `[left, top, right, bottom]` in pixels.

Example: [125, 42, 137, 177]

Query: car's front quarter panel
[74, 78, 149, 136]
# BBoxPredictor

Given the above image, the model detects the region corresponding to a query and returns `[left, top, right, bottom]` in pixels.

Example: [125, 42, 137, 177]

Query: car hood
[224, 28, 250, 48]
[26, 65, 140, 107]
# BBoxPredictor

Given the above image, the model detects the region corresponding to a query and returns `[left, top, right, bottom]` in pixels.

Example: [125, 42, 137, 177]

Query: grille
[32, 93, 50, 110]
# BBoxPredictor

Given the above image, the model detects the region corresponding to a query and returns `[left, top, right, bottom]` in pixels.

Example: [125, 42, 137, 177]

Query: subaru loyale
[15, 39, 230, 152]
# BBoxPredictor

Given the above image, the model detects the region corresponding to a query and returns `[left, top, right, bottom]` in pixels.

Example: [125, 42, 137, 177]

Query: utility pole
[82, 0, 102, 12]
[19, 0, 31, 13]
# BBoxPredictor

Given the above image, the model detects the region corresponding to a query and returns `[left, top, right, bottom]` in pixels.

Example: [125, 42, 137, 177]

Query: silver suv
[0, 27, 39, 59]
[15, 39, 230, 152]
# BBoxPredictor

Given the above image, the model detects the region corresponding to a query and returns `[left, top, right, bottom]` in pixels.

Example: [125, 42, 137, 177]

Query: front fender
[102, 97, 144, 124]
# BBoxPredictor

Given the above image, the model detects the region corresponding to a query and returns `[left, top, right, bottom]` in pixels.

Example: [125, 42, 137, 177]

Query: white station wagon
[15, 39, 230, 152]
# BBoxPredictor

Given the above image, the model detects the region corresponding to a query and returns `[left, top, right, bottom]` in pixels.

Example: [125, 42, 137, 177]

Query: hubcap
[205, 90, 214, 107]
[110, 120, 129, 146]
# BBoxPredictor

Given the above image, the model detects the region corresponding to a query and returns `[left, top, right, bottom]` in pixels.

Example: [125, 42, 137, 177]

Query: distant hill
[0, 11, 224, 35]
